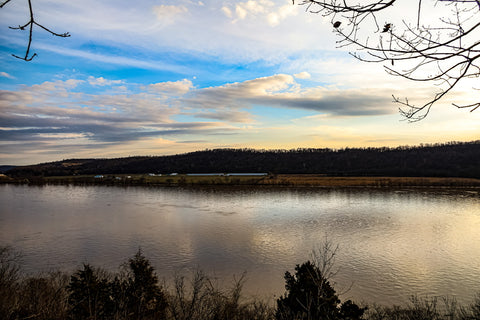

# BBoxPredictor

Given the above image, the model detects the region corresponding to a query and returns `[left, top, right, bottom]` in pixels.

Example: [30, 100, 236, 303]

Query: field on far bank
[5, 173, 480, 188]
[269, 174, 480, 187]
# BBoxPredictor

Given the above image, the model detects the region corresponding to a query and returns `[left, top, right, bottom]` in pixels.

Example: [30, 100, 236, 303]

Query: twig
[5, 0, 70, 61]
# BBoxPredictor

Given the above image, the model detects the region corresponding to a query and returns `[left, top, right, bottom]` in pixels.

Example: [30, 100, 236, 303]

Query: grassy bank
[3, 173, 480, 188]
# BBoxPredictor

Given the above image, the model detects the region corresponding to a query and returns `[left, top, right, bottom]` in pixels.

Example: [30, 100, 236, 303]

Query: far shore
[2, 173, 480, 188]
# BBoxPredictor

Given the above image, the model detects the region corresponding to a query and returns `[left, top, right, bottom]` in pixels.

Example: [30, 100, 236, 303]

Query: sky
[0, 0, 478, 165]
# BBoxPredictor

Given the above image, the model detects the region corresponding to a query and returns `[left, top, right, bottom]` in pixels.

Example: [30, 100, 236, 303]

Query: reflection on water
[1, 184, 480, 305]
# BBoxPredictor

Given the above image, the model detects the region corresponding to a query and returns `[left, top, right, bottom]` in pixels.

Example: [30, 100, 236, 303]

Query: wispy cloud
[35, 43, 193, 73]
[294, 72, 311, 79]
[0, 72, 15, 79]
[147, 79, 193, 96]
[221, 0, 297, 26]
[193, 110, 254, 123]
[88, 77, 124, 87]
[152, 4, 188, 25]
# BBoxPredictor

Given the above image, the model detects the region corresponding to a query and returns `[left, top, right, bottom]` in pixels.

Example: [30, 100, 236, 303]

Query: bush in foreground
[276, 261, 366, 320]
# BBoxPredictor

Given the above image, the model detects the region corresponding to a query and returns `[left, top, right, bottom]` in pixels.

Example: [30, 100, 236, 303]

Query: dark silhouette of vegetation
[0, 246, 21, 319]
[367, 295, 480, 320]
[6, 141, 480, 179]
[168, 270, 272, 320]
[125, 250, 168, 319]
[0, 166, 15, 174]
[0, 246, 69, 320]
[67, 264, 114, 320]
[2, 246, 480, 319]
[277, 239, 366, 320]
[67, 250, 168, 320]
[276, 261, 366, 319]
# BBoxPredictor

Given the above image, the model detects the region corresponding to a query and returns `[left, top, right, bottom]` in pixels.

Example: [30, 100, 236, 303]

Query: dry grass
[32, 174, 480, 188]
[264, 175, 480, 187]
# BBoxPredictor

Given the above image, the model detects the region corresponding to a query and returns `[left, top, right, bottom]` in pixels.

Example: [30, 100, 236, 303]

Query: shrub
[17, 272, 69, 320]
[276, 261, 365, 320]
[0, 246, 21, 319]
[125, 249, 168, 319]
[67, 264, 113, 319]
[167, 269, 274, 320]
[459, 294, 480, 320]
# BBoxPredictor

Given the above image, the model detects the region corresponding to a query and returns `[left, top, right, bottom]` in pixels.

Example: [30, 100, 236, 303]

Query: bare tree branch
[0, 0, 13, 8]
[2, 0, 70, 61]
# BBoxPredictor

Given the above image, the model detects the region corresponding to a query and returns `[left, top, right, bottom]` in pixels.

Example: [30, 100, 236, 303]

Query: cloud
[35, 43, 192, 73]
[88, 76, 123, 86]
[0, 72, 403, 164]
[0, 76, 240, 149]
[222, 0, 295, 26]
[221, 6, 233, 18]
[184, 74, 393, 116]
[147, 79, 193, 96]
[250, 89, 393, 115]
[193, 110, 254, 123]
[222, 0, 296, 27]
[191, 74, 296, 103]
[294, 72, 311, 79]
[235, 1, 267, 20]
[236, 6, 248, 20]
[267, 4, 297, 26]
[0, 72, 15, 79]
[0, 0, 338, 68]
[30, 79, 84, 92]
[152, 5, 188, 25]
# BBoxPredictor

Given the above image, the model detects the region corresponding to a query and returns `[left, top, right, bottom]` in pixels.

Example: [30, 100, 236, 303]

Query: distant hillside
[6, 141, 480, 179]
[0, 165, 16, 173]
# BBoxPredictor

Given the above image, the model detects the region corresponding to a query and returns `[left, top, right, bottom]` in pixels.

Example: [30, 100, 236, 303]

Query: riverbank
[2, 173, 480, 188]
[1, 246, 480, 320]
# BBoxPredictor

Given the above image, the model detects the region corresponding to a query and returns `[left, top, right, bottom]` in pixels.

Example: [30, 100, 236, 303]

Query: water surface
[1, 184, 479, 305]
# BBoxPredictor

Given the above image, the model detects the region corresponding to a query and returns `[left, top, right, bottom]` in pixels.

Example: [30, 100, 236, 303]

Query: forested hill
[7, 141, 480, 178]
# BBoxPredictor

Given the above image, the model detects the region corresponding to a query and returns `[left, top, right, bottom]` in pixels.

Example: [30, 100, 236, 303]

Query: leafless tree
[0, 0, 69, 61]
[294, 0, 480, 121]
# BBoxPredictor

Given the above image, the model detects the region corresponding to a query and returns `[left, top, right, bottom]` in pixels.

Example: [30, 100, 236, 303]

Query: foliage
[66, 250, 168, 320]
[276, 261, 365, 320]
[67, 264, 114, 319]
[125, 249, 168, 319]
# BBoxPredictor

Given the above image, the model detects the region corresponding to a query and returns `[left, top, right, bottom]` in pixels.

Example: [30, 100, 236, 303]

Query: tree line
[6, 141, 480, 179]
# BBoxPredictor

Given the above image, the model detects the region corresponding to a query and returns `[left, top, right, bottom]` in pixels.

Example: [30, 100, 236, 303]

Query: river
[1, 184, 479, 305]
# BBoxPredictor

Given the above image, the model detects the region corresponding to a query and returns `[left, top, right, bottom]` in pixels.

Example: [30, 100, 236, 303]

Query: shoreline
[2, 174, 480, 188]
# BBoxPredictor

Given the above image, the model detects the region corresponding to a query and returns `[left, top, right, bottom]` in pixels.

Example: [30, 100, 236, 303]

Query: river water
[1, 184, 479, 305]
